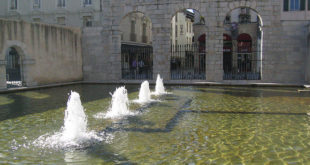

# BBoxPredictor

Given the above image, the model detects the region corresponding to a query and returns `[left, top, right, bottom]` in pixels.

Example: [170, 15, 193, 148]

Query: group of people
[130, 58, 148, 77]
[131, 59, 144, 69]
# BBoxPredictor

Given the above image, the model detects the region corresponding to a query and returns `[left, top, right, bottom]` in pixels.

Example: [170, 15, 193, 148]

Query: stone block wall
[0, 19, 83, 88]
[81, 0, 309, 84]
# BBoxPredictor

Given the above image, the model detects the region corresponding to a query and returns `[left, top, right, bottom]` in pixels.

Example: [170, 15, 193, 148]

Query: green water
[0, 84, 310, 164]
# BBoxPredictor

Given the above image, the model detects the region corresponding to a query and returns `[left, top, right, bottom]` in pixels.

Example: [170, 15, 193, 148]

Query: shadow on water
[84, 143, 137, 165]
[101, 97, 308, 134]
[0, 84, 139, 122]
[174, 86, 309, 98]
[55, 139, 137, 164]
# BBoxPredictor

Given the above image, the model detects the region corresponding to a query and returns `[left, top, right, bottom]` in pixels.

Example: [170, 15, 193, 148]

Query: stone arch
[227, 1, 258, 13]
[119, 11, 153, 80]
[1, 40, 28, 87]
[169, 7, 205, 25]
[1, 40, 27, 61]
[170, 7, 206, 80]
[223, 7, 263, 80]
[118, 10, 152, 27]
[119, 11, 153, 43]
[225, 4, 263, 27]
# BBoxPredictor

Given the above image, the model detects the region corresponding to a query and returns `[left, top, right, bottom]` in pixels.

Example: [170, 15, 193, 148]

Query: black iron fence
[223, 52, 261, 80]
[170, 44, 206, 80]
[121, 44, 153, 80]
[6, 69, 21, 81]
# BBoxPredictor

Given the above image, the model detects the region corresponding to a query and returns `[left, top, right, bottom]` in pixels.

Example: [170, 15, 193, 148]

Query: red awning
[237, 33, 252, 41]
[223, 34, 232, 41]
[198, 34, 206, 42]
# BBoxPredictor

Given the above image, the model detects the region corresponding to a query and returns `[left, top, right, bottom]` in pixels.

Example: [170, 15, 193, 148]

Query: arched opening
[5, 47, 22, 88]
[120, 12, 153, 80]
[170, 9, 206, 80]
[223, 7, 262, 80]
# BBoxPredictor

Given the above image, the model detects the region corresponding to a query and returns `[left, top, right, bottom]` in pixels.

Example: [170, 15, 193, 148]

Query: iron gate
[223, 52, 261, 80]
[121, 44, 153, 80]
[170, 44, 206, 80]
[6, 48, 21, 81]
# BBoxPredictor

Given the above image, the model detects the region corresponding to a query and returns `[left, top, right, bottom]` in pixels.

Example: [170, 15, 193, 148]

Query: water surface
[0, 84, 310, 164]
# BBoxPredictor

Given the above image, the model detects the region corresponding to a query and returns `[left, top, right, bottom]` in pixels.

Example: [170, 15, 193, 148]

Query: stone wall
[0, 19, 83, 88]
[82, 0, 309, 84]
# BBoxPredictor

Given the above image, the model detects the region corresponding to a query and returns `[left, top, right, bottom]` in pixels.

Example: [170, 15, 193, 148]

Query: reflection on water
[0, 85, 310, 164]
[16, 91, 50, 99]
[64, 151, 88, 164]
[0, 96, 14, 105]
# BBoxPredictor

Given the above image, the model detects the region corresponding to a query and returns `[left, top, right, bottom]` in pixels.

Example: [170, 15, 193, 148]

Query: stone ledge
[82, 80, 305, 88]
[0, 80, 305, 94]
[0, 81, 82, 94]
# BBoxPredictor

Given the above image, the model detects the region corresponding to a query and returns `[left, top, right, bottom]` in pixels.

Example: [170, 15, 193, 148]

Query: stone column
[232, 40, 238, 73]
[205, 25, 223, 81]
[0, 61, 6, 89]
[152, 13, 171, 81]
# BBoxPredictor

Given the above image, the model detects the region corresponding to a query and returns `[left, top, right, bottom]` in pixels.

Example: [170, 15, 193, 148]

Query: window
[142, 23, 147, 43]
[239, 8, 251, 23]
[83, 16, 92, 27]
[10, 0, 17, 10]
[33, 0, 40, 9]
[290, 0, 300, 10]
[83, 0, 92, 6]
[33, 18, 41, 22]
[225, 15, 231, 24]
[175, 25, 178, 37]
[130, 20, 136, 42]
[57, 0, 66, 8]
[187, 22, 188, 33]
[283, 0, 305, 11]
[131, 20, 135, 33]
[180, 25, 183, 35]
[57, 17, 66, 25]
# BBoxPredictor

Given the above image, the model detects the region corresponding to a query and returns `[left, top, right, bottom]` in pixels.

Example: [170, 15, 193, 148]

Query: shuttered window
[300, 0, 305, 10]
[284, 0, 305, 11]
[284, 0, 289, 11]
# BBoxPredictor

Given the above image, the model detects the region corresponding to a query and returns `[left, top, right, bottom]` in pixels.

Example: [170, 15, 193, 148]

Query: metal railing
[171, 44, 206, 80]
[223, 53, 262, 80]
[121, 44, 153, 80]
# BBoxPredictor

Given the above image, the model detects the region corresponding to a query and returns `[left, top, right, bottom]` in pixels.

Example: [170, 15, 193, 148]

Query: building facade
[0, 0, 102, 27]
[171, 10, 195, 46]
[1, 0, 310, 88]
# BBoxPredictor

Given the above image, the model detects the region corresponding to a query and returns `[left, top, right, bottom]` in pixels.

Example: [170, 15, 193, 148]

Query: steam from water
[33, 91, 103, 149]
[104, 86, 135, 119]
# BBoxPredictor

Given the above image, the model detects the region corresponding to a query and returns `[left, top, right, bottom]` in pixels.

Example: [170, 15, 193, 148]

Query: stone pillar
[205, 25, 223, 81]
[232, 40, 238, 73]
[152, 17, 171, 81]
[111, 29, 122, 80]
[0, 62, 6, 89]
